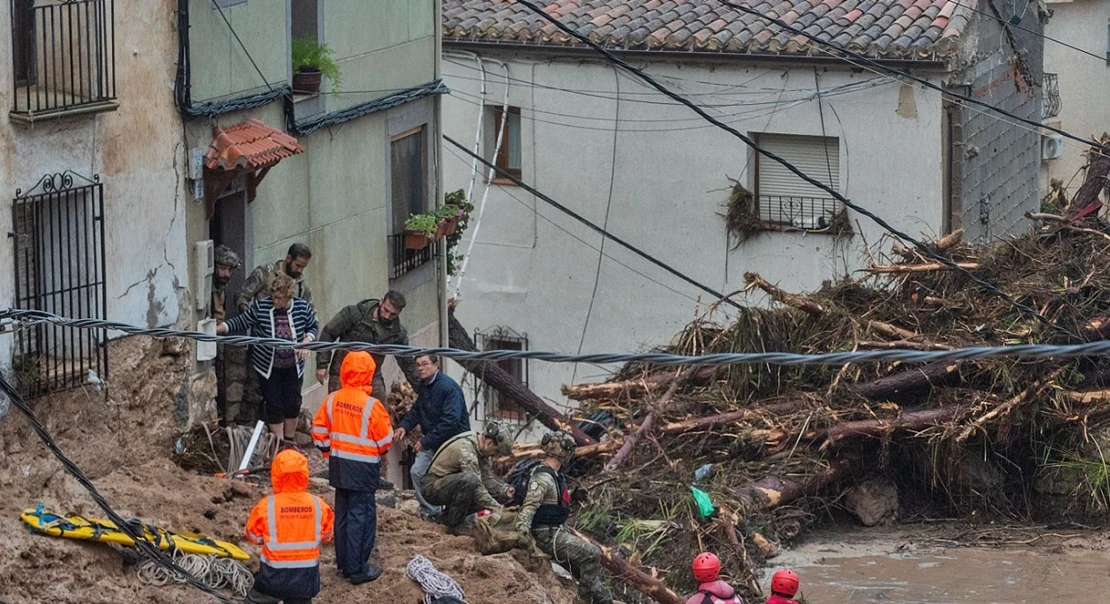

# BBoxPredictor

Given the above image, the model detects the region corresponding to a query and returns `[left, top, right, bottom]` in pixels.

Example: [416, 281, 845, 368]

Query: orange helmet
[692, 552, 720, 583]
[771, 569, 799, 597]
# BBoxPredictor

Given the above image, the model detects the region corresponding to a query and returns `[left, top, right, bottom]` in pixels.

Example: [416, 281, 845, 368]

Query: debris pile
[546, 215, 1110, 600]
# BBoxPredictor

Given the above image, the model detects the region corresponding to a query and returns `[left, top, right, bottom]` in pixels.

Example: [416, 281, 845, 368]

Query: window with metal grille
[754, 133, 843, 230]
[389, 125, 432, 278]
[9, 0, 118, 124]
[474, 327, 529, 421]
[10, 172, 108, 399]
[490, 106, 522, 182]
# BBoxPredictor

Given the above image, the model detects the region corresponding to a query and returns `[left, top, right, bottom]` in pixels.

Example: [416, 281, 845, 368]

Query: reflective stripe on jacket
[312, 351, 394, 490]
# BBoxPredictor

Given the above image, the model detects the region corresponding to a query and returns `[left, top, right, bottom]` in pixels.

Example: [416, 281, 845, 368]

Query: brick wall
[954, 1, 1045, 244]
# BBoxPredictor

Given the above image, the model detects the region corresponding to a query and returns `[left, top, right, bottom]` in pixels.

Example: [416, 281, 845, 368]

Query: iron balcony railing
[388, 233, 433, 279]
[10, 0, 117, 122]
[1042, 73, 1061, 119]
[757, 195, 843, 230]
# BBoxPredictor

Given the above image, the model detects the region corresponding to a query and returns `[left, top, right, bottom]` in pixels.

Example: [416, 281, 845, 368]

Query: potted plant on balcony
[291, 37, 341, 94]
[403, 213, 438, 250]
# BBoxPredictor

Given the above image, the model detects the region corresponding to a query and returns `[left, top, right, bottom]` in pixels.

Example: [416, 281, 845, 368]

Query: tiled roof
[205, 118, 305, 171]
[442, 0, 973, 59]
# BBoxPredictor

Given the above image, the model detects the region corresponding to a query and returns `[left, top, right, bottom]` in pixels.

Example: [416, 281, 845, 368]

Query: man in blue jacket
[394, 353, 470, 517]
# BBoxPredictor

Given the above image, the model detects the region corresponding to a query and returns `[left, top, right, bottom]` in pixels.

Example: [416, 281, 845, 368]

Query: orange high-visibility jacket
[312, 351, 393, 464]
[245, 449, 334, 570]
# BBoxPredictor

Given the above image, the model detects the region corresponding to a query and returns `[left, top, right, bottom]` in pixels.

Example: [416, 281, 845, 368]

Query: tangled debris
[534, 209, 1110, 601]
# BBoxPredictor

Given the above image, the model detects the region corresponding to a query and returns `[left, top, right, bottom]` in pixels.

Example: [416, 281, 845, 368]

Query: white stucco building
[1040, 0, 1110, 199]
[440, 0, 1047, 428]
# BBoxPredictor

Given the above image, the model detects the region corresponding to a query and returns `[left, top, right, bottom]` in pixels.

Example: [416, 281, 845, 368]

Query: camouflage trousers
[532, 526, 612, 604]
[421, 472, 484, 528]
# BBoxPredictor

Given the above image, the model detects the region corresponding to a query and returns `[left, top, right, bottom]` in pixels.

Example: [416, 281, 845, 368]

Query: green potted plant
[434, 204, 462, 238]
[403, 213, 438, 250]
[291, 37, 341, 94]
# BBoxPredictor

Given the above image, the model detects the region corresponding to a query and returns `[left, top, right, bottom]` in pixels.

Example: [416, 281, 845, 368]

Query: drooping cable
[510, 0, 1078, 340]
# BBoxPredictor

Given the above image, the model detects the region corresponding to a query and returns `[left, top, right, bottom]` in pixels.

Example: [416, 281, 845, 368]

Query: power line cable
[6, 308, 1110, 367]
[443, 134, 740, 308]
[713, 0, 1106, 154]
[0, 373, 235, 604]
[210, 0, 273, 92]
[441, 145, 702, 305]
[512, 0, 1077, 340]
[948, 0, 1107, 63]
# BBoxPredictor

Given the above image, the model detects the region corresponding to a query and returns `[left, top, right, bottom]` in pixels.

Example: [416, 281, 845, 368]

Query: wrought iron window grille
[1042, 73, 1061, 119]
[756, 195, 847, 232]
[9, 0, 118, 123]
[472, 326, 529, 422]
[9, 171, 108, 399]
[388, 234, 434, 279]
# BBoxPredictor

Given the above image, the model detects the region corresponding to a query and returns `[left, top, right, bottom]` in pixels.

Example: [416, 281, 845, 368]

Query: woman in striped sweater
[218, 273, 319, 449]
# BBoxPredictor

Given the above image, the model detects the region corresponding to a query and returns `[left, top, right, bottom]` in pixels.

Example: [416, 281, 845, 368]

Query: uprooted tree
[507, 142, 1110, 604]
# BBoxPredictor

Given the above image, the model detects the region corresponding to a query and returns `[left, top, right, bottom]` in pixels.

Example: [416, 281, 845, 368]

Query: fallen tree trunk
[448, 307, 594, 445]
[569, 528, 685, 604]
[846, 362, 961, 401]
[819, 405, 964, 448]
[657, 398, 813, 433]
[1068, 141, 1110, 220]
[867, 262, 980, 273]
[500, 439, 622, 463]
[562, 366, 717, 401]
[605, 369, 693, 471]
[744, 272, 825, 318]
[857, 340, 953, 351]
[734, 459, 850, 512]
[892, 229, 964, 257]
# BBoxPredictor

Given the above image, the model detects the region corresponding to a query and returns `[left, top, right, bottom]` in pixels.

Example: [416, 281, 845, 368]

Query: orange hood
[270, 449, 309, 494]
[340, 351, 377, 395]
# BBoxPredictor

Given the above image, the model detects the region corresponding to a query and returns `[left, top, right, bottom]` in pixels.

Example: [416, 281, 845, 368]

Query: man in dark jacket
[314, 291, 418, 399]
[394, 354, 469, 517]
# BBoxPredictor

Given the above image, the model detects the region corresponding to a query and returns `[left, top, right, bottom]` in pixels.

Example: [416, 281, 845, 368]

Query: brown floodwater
[763, 530, 1110, 603]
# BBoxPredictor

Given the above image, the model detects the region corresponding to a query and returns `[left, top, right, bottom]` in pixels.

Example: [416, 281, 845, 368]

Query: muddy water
[766, 530, 1110, 603]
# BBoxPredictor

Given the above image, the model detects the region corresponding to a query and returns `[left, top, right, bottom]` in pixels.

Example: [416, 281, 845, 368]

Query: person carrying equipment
[765, 569, 800, 604]
[311, 351, 393, 584]
[516, 430, 612, 604]
[420, 422, 515, 535]
[243, 449, 334, 604]
[685, 552, 744, 604]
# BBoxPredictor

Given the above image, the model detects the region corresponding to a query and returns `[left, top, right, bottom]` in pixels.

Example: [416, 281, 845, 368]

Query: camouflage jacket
[516, 468, 561, 534]
[315, 299, 418, 384]
[426, 432, 510, 510]
[235, 260, 312, 311]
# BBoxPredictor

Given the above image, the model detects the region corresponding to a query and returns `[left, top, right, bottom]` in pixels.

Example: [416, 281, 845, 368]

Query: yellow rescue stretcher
[21, 504, 249, 561]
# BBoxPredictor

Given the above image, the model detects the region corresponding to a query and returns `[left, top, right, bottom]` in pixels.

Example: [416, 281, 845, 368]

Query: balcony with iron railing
[757, 195, 846, 231]
[10, 0, 118, 124]
[1042, 73, 1061, 120]
[388, 233, 433, 279]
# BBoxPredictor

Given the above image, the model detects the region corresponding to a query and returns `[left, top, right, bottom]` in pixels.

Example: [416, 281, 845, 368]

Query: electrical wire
[0, 373, 236, 604]
[948, 0, 1107, 63]
[7, 308, 1110, 367]
[712, 0, 1107, 154]
[443, 135, 741, 308]
[209, 0, 273, 92]
[511, 0, 1077, 340]
[441, 145, 702, 305]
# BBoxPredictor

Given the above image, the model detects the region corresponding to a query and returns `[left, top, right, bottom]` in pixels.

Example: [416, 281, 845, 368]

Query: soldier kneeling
[516, 431, 613, 604]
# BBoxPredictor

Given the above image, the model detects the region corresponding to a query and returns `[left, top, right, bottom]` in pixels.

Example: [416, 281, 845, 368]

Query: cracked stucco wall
[0, 0, 193, 417]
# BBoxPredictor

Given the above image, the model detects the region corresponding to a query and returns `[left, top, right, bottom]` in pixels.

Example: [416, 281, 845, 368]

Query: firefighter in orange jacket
[244, 449, 334, 604]
[312, 350, 393, 584]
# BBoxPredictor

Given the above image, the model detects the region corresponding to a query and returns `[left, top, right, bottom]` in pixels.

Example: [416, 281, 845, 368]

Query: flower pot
[442, 216, 459, 237]
[403, 230, 432, 250]
[435, 217, 458, 240]
[292, 67, 322, 94]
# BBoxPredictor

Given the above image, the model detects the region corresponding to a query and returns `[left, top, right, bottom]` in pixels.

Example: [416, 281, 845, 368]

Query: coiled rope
[406, 554, 467, 604]
[136, 549, 253, 598]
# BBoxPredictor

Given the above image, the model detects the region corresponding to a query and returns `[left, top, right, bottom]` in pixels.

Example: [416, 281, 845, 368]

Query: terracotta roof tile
[205, 119, 304, 172]
[443, 0, 970, 59]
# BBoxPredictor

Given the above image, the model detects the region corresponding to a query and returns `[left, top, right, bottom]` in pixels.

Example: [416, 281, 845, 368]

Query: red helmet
[692, 552, 720, 583]
[771, 569, 799, 597]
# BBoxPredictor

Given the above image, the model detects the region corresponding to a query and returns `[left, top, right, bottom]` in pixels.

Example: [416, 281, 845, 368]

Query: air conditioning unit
[1042, 133, 1064, 161]
[193, 240, 214, 311]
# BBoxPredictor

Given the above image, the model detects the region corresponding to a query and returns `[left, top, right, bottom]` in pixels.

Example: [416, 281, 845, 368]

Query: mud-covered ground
[0, 338, 576, 604]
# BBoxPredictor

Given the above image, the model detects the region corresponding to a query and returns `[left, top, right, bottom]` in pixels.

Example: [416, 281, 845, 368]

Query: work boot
[445, 524, 472, 537]
[349, 562, 383, 584]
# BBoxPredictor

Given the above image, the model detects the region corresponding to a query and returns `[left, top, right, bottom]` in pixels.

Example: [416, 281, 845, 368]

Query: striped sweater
[224, 297, 319, 378]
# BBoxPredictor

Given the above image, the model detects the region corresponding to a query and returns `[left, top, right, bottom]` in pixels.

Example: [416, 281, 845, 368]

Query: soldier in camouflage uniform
[421, 422, 515, 535]
[212, 245, 241, 426]
[517, 431, 612, 604]
[235, 243, 313, 311]
[314, 291, 418, 398]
